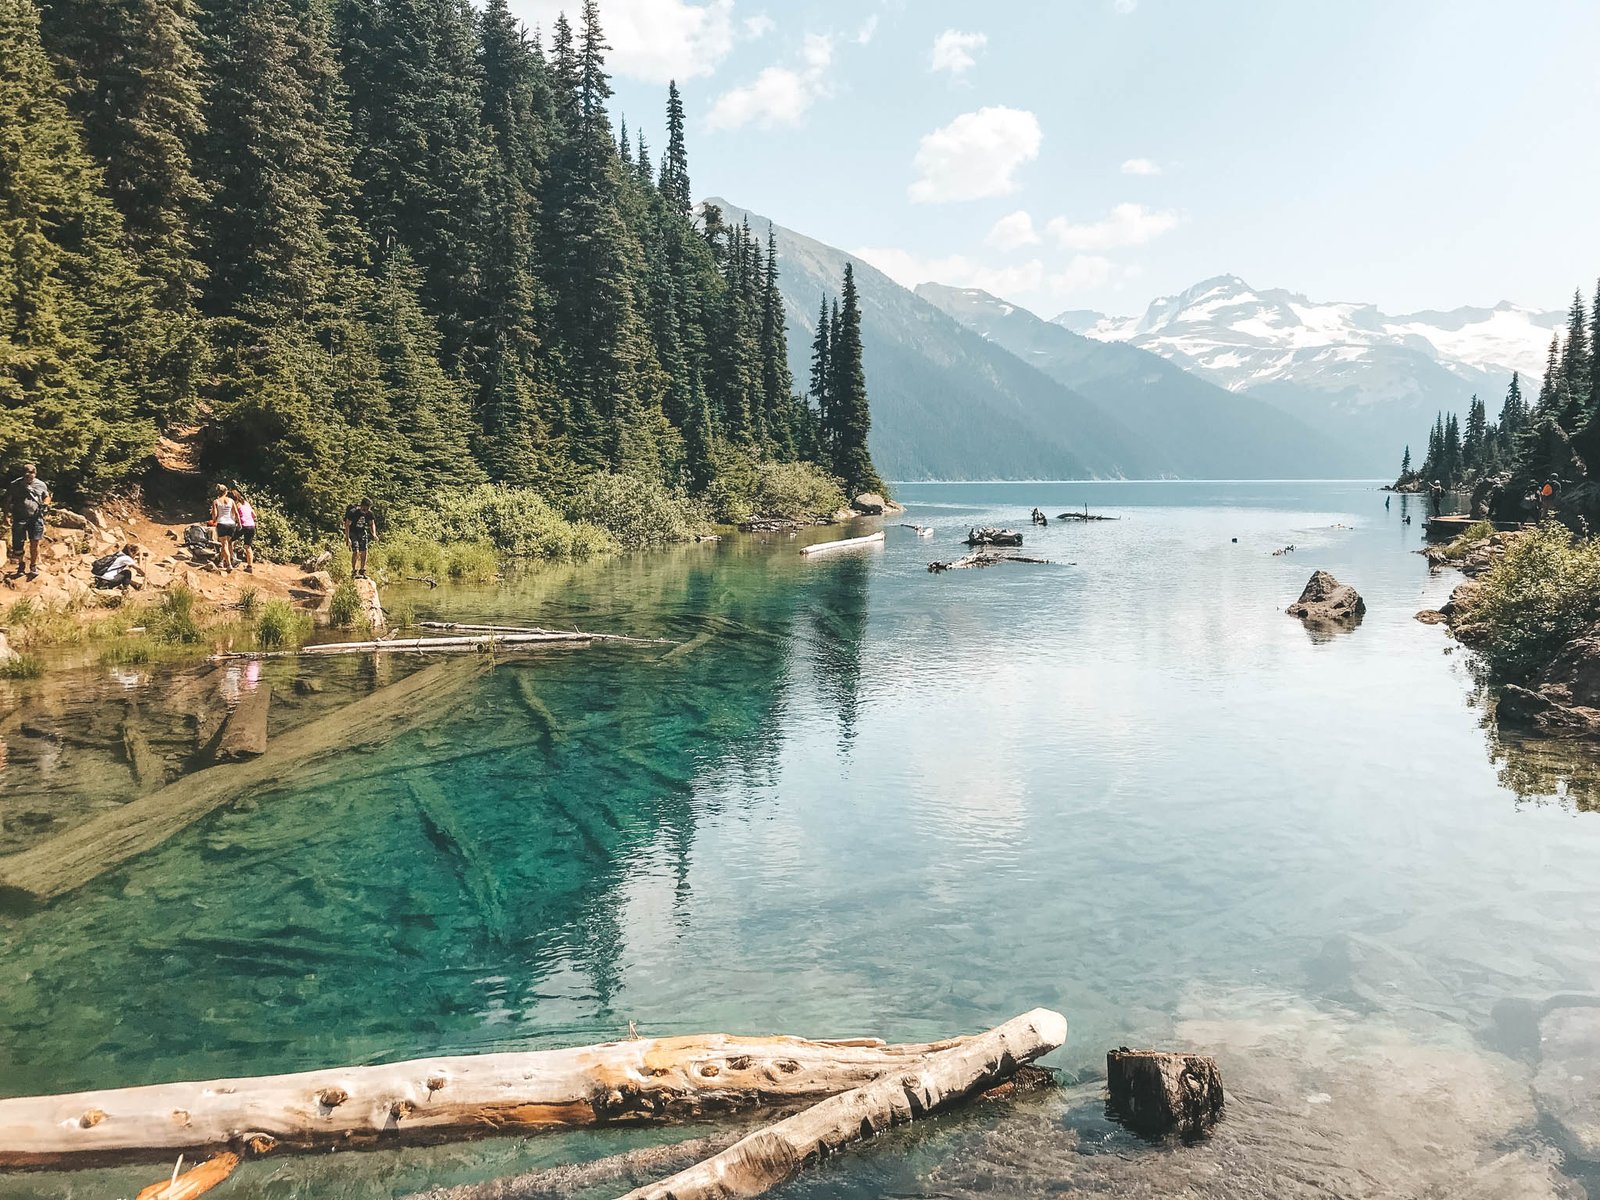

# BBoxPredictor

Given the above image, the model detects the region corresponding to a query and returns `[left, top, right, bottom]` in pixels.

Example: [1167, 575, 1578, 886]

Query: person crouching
[94, 544, 143, 591]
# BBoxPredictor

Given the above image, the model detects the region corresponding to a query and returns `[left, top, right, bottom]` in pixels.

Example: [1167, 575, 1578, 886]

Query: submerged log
[212, 683, 269, 762]
[898, 523, 934, 537]
[211, 632, 595, 661]
[965, 527, 1023, 547]
[407, 1132, 745, 1200]
[617, 1009, 1067, 1200]
[0, 1028, 983, 1167]
[1105, 1048, 1224, 1137]
[0, 660, 483, 904]
[120, 705, 163, 792]
[799, 530, 885, 557]
[1057, 506, 1117, 522]
[928, 552, 1059, 573]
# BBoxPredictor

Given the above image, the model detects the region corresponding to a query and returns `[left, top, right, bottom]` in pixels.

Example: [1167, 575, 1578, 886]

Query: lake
[3, 480, 1600, 1198]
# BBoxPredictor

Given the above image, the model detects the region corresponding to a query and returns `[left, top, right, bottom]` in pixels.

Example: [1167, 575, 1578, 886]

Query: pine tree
[1559, 288, 1591, 428]
[1443, 411, 1461, 485]
[0, 0, 158, 489]
[1463, 394, 1486, 472]
[827, 264, 880, 495]
[759, 225, 796, 460]
[809, 293, 832, 455]
[1399, 445, 1411, 479]
[38, 0, 209, 419]
[658, 79, 691, 219]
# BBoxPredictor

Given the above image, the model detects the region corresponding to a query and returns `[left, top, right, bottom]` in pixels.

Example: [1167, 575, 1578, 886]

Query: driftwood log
[1057, 507, 1117, 522]
[965, 527, 1023, 547]
[898, 523, 934, 537]
[0, 1029, 989, 1167]
[212, 632, 596, 661]
[1106, 1048, 1224, 1137]
[799, 530, 885, 557]
[928, 552, 1058, 573]
[120, 705, 163, 792]
[419, 622, 672, 647]
[134, 1152, 239, 1200]
[0, 660, 483, 904]
[355, 577, 386, 632]
[406, 1133, 747, 1200]
[617, 1009, 1067, 1200]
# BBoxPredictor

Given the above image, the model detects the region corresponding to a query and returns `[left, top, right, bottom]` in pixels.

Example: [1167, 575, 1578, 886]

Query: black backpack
[91, 553, 119, 576]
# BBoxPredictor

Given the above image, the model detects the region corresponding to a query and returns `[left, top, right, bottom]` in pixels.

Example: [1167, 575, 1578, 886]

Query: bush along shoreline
[1421, 522, 1600, 739]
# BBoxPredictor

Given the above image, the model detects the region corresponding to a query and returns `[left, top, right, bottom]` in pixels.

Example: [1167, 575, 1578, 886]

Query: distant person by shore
[6, 463, 50, 581]
[230, 488, 256, 573]
[344, 497, 379, 579]
[209, 483, 239, 571]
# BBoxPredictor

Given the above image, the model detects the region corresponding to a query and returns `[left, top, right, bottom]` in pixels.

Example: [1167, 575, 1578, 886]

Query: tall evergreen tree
[0, 0, 157, 488]
[827, 264, 880, 495]
[38, 0, 209, 418]
[1399, 445, 1411, 479]
[658, 79, 691, 219]
[1559, 288, 1591, 427]
[759, 225, 795, 461]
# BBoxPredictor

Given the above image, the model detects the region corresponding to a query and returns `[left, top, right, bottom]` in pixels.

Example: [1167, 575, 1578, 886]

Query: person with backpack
[92, 544, 142, 590]
[6, 463, 50, 581]
[343, 497, 379, 579]
[230, 487, 257, 573]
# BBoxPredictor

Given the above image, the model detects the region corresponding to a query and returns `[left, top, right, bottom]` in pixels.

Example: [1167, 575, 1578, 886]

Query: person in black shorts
[344, 497, 379, 579]
[7, 463, 50, 581]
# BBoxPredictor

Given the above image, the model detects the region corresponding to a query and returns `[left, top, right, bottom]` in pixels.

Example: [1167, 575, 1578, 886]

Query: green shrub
[0, 653, 43, 679]
[386, 598, 416, 628]
[99, 637, 156, 666]
[370, 530, 447, 579]
[255, 599, 312, 649]
[752, 462, 848, 521]
[396, 484, 618, 559]
[150, 584, 202, 645]
[249, 491, 320, 564]
[236, 586, 260, 616]
[328, 580, 362, 628]
[1443, 520, 1498, 560]
[444, 541, 499, 582]
[1463, 524, 1600, 680]
[563, 472, 707, 548]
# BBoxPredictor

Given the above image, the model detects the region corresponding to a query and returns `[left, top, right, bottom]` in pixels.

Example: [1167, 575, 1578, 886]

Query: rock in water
[1106, 1048, 1225, 1137]
[852, 492, 886, 515]
[1533, 1004, 1600, 1162]
[1286, 570, 1365, 627]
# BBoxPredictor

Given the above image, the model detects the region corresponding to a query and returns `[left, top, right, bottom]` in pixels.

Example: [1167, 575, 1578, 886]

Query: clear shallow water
[3, 481, 1600, 1197]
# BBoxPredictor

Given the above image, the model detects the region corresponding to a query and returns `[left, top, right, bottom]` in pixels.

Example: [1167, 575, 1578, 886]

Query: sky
[509, 0, 1600, 321]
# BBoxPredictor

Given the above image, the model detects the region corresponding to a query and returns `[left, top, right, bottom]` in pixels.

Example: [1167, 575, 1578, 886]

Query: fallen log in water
[898, 523, 934, 537]
[799, 530, 885, 557]
[211, 683, 270, 762]
[928, 552, 1061, 573]
[1057, 506, 1117, 522]
[965, 527, 1023, 547]
[0, 660, 483, 904]
[407, 1132, 746, 1200]
[120, 705, 163, 792]
[617, 1009, 1067, 1200]
[211, 632, 595, 661]
[0, 1029, 978, 1167]
[419, 622, 673, 647]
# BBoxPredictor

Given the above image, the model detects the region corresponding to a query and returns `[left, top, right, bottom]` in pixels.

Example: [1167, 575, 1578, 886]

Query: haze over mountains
[713, 200, 1545, 481]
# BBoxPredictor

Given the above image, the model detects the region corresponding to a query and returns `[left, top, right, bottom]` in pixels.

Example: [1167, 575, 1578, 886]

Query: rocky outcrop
[852, 492, 905, 516]
[1286, 570, 1365, 628]
[1494, 634, 1600, 738]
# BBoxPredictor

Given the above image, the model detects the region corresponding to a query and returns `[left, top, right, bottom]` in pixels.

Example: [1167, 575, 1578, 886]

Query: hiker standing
[1539, 477, 1558, 521]
[344, 497, 379, 579]
[209, 483, 239, 571]
[1428, 480, 1443, 518]
[231, 488, 257, 573]
[6, 463, 50, 581]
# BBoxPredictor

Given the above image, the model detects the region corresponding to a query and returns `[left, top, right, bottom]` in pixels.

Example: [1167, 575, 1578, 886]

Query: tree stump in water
[1106, 1049, 1224, 1137]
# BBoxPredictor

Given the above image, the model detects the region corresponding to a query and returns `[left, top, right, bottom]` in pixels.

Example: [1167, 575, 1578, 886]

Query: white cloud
[986, 210, 1041, 251]
[1121, 157, 1162, 175]
[707, 34, 834, 130]
[514, 0, 733, 83]
[1052, 255, 1119, 292]
[856, 14, 879, 44]
[1114, 0, 1137, 12]
[1047, 203, 1182, 251]
[854, 247, 1046, 299]
[930, 29, 987, 75]
[909, 106, 1041, 203]
[743, 13, 774, 39]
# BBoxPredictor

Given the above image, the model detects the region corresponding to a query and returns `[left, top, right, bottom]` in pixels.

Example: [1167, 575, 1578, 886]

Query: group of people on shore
[207, 483, 256, 573]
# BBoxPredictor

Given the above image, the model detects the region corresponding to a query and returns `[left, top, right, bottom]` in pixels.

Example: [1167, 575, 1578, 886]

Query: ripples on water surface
[3, 481, 1600, 1198]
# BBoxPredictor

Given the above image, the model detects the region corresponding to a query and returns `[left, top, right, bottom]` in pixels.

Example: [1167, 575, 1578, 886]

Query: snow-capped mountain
[1060, 275, 1559, 399]
[1055, 276, 1561, 470]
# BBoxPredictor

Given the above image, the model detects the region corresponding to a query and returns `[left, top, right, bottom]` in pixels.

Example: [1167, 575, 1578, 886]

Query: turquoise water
[3, 481, 1600, 1197]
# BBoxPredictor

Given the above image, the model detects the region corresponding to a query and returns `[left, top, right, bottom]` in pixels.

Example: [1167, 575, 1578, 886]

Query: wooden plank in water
[799, 530, 885, 557]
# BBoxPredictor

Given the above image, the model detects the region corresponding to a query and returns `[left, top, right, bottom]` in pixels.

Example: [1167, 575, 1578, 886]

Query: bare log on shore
[0, 660, 483, 904]
[928, 552, 1062, 573]
[617, 1009, 1067, 1200]
[799, 530, 885, 557]
[0, 1029, 978, 1168]
[419, 622, 674, 647]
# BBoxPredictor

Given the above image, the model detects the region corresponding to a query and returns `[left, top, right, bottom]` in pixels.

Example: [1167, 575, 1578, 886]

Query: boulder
[1106, 1048, 1224, 1138]
[0, 631, 15, 663]
[1414, 609, 1448, 625]
[1497, 684, 1600, 739]
[852, 492, 886, 516]
[50, 509, 89, 530]
[1533, 1004, 1600, 1162]
[1286, 570, 1365, 627]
